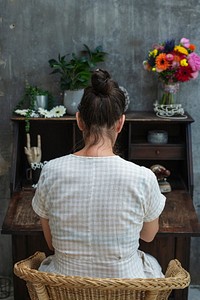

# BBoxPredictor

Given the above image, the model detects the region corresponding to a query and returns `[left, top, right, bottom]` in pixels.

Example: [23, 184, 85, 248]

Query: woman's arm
[140, 218, 159, 242]
[40, 217, 54, 251]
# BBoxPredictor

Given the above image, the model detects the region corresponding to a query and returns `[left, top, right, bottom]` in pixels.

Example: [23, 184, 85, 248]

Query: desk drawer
[130, 144, 185, 160]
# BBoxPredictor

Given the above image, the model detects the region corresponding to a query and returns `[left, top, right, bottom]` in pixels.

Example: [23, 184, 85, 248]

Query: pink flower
[191, 71, 199, 79]
[180, 38, 190, 48]
[166, 54, 174, 61]
[188, 52, 200, 71]
[156, 68, 163, 73]
[172, 60, 179, 68]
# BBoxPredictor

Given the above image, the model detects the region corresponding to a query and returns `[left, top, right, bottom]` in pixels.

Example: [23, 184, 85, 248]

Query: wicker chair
[14, 251, 190, 300]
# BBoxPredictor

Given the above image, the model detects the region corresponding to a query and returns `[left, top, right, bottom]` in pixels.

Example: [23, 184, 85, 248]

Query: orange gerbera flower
[155, 53, 170, 70]
[189, 44, 196, 51]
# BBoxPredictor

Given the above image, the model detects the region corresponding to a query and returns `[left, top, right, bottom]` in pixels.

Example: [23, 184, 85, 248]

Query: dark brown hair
[78, 69, 126, 146]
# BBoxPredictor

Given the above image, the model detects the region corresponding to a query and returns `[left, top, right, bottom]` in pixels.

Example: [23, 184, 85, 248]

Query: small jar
[147, 130, 168, 144]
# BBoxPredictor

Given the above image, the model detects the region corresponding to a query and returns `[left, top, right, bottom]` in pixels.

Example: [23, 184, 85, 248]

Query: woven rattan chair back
[14, 251, 190, 300]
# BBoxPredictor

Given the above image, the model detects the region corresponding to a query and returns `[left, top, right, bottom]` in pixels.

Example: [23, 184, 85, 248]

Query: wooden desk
[2, 112, 200, 300]
[3, 189, 200, 236]
[2, 188, 200, 300]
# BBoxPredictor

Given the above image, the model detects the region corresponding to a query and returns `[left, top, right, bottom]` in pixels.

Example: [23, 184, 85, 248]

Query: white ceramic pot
[64, 89, 84, 115]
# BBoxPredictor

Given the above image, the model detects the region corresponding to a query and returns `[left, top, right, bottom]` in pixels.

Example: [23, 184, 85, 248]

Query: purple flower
[188, 52, 200, 72]
[163, 39, 175, 53]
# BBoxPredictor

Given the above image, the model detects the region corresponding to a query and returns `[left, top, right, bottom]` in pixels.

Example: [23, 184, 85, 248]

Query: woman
[32, 69, 166, 278]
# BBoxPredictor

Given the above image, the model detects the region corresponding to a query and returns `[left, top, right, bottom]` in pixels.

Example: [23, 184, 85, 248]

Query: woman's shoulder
[117, 157, 152, 171]
[117, 157, 156, 180]
[43, 154, 73, 169]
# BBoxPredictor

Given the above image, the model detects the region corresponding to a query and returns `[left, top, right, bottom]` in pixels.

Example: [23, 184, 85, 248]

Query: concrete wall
[1, 0, 200, 283]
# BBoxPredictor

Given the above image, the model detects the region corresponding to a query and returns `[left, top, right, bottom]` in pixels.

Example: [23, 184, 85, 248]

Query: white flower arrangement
[38, 108, 54, 118]
[15, 109, 39, 117]
[15, 105, 66, 118]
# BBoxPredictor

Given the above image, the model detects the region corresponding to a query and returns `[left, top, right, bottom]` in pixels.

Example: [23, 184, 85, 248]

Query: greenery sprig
[14, 82, 55, 132]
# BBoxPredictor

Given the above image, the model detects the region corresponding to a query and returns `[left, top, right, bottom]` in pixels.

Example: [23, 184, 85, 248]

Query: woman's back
[32, 69, 165, 278]
[32, 154, 165, 278]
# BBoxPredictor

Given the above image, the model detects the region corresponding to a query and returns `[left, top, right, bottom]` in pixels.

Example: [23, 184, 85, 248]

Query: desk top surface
[2, 189, 200, 236]
[11, 111, 194, 123]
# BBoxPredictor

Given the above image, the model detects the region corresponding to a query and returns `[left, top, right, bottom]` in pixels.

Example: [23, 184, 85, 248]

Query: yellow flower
[149, 49, 158, 57]
[180, 59, 188, 66]
[174, 46, 188, 55]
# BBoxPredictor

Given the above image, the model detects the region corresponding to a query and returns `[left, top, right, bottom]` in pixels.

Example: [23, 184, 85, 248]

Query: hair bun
[91, 69, 114, 95]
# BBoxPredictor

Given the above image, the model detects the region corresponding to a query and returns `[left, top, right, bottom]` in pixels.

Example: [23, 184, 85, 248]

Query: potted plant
[14, 83, 55, 132]
[48, 44, 107, 114]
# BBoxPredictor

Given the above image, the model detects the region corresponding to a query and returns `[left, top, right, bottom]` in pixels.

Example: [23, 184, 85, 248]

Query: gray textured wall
[1, 0, 200, 283]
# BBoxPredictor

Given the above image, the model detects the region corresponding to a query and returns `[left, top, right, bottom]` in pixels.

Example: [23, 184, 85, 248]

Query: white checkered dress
[32, 154, 166, 278]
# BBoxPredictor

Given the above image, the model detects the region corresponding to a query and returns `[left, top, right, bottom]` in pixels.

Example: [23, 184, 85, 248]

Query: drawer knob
[156, 150, 160, 155]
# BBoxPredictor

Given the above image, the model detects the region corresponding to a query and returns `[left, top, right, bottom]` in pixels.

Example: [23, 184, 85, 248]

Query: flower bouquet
[143, 38, 200, 116]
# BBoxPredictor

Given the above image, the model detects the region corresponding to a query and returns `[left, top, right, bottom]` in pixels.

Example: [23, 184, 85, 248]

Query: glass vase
[154, 82, 186, 118]
[160, 83, 179, 105]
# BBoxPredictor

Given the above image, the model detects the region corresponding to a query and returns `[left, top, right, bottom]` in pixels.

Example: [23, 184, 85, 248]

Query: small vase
[160, 83, 179, 105]
[64, 90, 84, 115]
[34, 95, 48, 110]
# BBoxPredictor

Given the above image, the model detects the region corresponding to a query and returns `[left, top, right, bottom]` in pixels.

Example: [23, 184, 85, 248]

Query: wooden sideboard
[2, 111, 200, 300]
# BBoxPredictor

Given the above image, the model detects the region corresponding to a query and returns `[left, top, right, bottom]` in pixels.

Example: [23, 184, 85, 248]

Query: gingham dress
[32, 154, 166, 278]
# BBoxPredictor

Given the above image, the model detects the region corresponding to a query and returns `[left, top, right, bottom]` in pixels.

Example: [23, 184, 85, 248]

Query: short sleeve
[32, 165, 50, 219]
[142, 170, 166, 222]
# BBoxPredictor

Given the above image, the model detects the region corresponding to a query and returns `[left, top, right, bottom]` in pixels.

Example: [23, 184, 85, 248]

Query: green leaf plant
[48, 44, 107, 91]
